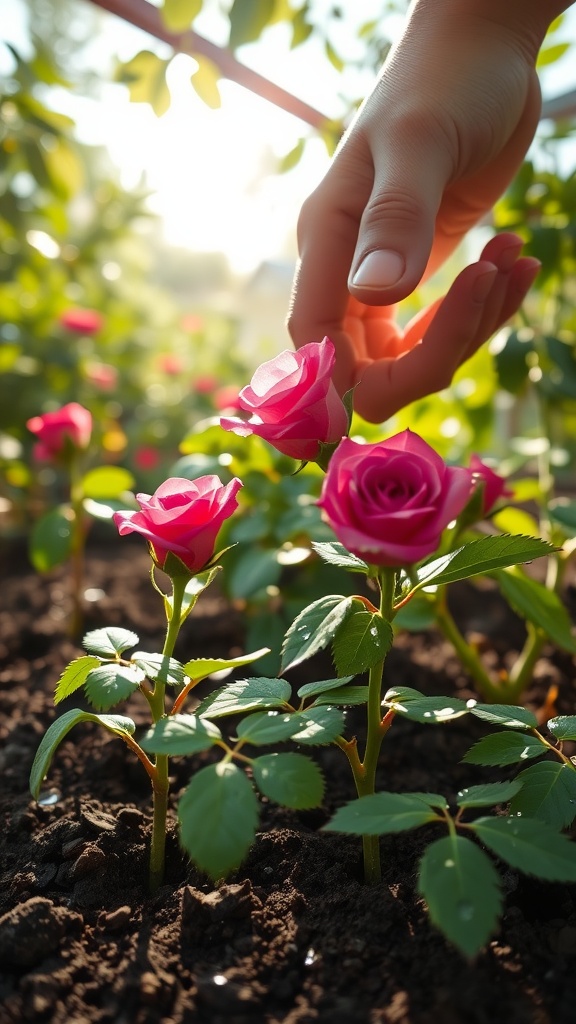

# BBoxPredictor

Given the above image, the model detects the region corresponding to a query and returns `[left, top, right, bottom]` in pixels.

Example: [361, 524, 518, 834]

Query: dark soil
[2, 537, 576, 1024]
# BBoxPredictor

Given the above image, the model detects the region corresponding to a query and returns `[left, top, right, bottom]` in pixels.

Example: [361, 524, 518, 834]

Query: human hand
[338, 233, 540, 423]
[287, 0, 564, 421]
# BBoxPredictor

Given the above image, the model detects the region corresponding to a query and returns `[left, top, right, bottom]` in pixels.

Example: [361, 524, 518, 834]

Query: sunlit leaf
[462, 732, 544, 767]
[83, 627, 139, 657]
[29, 506, 73, 572]
[196, 676, 292, 718]
[54, 656, 101, 704]
[456, 780, 522, 808]
[281, 595, 354, 672]
[325, 792, 439, 834]
[140, 714, 221, 755]
[30, 709, 135, 799]
[81, 466, 134, 500]
[332, 607, 393, 675]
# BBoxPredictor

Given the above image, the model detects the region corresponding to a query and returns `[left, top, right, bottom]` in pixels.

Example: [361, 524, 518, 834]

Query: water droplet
[304, 947, 317, 966]
[369, 627, 379, 639]
[458, 902, 475, 922]
[212, 975, 227, 987]
[520, 747, 531, 760]
[84, 587, 105, 602]
[38, 788, 60, 807]
[444, 859, 455, 869]
[466, 699, 477, 709]
[424, 712, 432, 718]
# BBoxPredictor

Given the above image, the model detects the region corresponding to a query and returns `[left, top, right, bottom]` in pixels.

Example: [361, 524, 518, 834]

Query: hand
[339, 233, 540, 423]
[287, 0, 563, 421]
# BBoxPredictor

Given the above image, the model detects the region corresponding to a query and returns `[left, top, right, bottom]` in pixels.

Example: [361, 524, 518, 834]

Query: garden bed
[1, 538, 576, 1024]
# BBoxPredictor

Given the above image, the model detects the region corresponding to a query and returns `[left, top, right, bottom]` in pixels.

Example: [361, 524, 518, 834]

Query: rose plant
[29, 476, 331, 891]
[26, 402, 134, 634]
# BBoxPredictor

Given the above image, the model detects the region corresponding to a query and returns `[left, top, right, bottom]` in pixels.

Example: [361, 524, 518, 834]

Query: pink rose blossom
[85, 362, 118, 391]
[60, 308, 103, 335]
[220, 338, 348, 461]
[318, 430, 473, 566]
[193, 374, 218, 395]
[134, 446, 161, 471]
[158, 354, 184, 376]
[113, 475, 242, 575]
[470, 454, 513, 515]
[27, 403, 93, 462]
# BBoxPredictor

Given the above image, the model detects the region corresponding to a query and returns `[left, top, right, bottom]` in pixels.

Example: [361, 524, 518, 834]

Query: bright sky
[5, 0, 576, 274]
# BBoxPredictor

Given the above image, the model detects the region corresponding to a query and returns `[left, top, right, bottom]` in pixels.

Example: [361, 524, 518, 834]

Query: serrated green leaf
[132, 653, 185, 687]
[494, 569, 576, 653]
[29, 506, 73, 572]
[83, 627, 139, 657]
[81, 466, 134, 500]
[311, 541, 370, 574]
[54, 656, 101, 704]
[382, 686, 426, 705]
[236, 711, 300, 746]
[311, 685, 369, 707]
[418, 835, 502, 958]
[415, 536, 555, 591]
[297, 676, 354, 699]
[30, 709, 135, 799]
[472, 816, 576, 881]
[332, 608, 393, 676]
[85, 664, 142, 711]
[161, 0, 202, 32]
[409, 792, 449, 811]
[252, 752, 324, 809]
[178, 762, 259, 879]
[325, 792, 439, 835]
[462, 732, 544, 767]
[183, 648, 270, 682]
[281, 595, 354, 672]
[510, 761, 576, 829]
[196, 677, 292, 718]
[140, 714, 221, 755]
[383, 694, 470, 724]
[456, 780, 522, 808]
[548, 715, 576, 741]
[291, 705, 345, 745]
[470, 703, 537, 730]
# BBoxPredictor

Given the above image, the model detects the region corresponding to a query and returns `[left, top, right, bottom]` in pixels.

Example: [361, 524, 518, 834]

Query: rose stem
[148, 574, 187, 892]
[355, 568, 396, 885]
[69, 455, 86, 638]
[434, 590, 502, 702]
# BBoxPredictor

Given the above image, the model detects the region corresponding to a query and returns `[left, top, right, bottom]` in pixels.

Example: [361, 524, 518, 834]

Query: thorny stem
[149, 574, 188, 893]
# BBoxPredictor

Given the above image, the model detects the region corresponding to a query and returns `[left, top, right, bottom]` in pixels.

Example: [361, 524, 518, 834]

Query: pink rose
[27, 403, 93, 462]
[60, 308, 103, 334]
[220, 338, 348, 461]
[470, 454, 513, 515]
[85, 362, 118, 391]
[318, 430, 473, 566]
[113, 475, 242, 574]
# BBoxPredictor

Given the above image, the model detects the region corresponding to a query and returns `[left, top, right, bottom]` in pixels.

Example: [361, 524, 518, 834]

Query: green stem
[148, 574, 188, 892]
[503, 624, 546, 703]
[434, 591, 502, 702]
[355, 568, 396, 885]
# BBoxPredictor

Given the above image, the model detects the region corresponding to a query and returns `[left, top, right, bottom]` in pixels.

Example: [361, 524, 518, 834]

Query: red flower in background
[470, 454, 513, 514]
[60, 308, 103, 335]
[158, 354, 184, 376]
[134, 446, 161, 471]
[85, 362, 118, 391]
[27, 403, 93, 462]
[214, 385, 242, 412]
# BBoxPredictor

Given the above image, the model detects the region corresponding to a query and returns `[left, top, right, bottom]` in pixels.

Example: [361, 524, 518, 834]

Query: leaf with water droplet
[510, 760, 576, 829]
[332, 606, 393, 676]
[472, 815, 576, 881]
[456, 780, 523, 809]
[462, 731, 544, 767]
[418, 834, 502, 958]
[281, 596, 354, 673]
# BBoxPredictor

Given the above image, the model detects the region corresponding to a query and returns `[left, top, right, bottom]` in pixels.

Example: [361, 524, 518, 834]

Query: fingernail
[498, 240, 523, 272]
[351, 250, 404, 288]
[472, 265, 497, 303]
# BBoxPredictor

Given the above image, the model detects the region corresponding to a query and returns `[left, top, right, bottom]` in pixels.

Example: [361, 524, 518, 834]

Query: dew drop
[444, 859, 455, 869]
[38, 788, 61, 806]
[458, 902, 475, 922]
[84, 587, 106, 602]
[304, 947, 317, 966]
[212, 975, 227, 987]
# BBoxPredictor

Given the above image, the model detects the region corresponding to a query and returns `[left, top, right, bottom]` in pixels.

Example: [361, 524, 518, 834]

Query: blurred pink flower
[85, 362, 118, 391]
[134, 446, 161, 471]
[470, 454, 513, 515]
[181, 314, 204, 334]
[60, 308, 103, 335]
[193, 374, 218, 395]
[158, 354, 184, 376]
[27, 403, 93, 462]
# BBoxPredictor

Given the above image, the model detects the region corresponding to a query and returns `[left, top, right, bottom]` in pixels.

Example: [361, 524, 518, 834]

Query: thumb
[348, 141, 452, 305]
